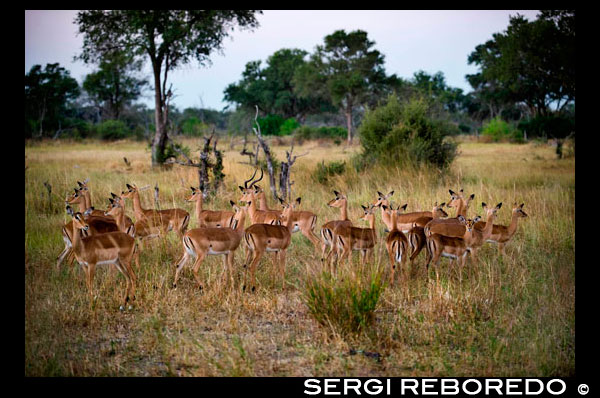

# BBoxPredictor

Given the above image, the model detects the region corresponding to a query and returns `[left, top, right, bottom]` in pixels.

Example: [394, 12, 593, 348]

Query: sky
[25, 10, 540, 111]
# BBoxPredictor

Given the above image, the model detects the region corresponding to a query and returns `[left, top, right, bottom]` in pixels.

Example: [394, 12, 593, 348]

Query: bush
[279, 118, 300, 135]
[358, 95, 457, 169]
[481, 116, 523, 143]
[95, 119, 130, 140]
[302, 270, 384, 338]
[312, 160, 346, 184]
[257, 114, 285, 136]
[518, 114, 575, 139]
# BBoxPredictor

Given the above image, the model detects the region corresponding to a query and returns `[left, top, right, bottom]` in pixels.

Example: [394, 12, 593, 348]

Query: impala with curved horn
[238, 170, 282, 225]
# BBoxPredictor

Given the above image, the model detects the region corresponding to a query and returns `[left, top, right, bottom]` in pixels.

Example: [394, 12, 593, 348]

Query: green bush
[481, 116, 523, 142]
[279, 117, 300, 135]
[358, 95, 457, 169]
[518, 114, 575, 139]
[95, 119, 130, 140]
[257, 114, 285, 136]
[302, 270, 383, 338]
[312, 160, 346, 184]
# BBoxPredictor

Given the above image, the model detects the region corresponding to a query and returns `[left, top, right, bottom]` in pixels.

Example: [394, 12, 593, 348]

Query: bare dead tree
[279, 144, 308, 201]
[251, 105, 278, 200]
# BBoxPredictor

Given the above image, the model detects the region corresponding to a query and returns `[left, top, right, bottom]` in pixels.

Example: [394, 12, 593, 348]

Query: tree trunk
[345, 103, 353, 145]
[151, 62, 167, 167]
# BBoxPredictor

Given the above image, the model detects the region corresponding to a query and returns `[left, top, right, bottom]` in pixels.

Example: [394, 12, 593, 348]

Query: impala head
[65, 188, 86, 206]
[447, 189, 474, 209]
[121, 183, 138, 199]
[381, 203, 405, 217]
[459, 215, 482, 232]
[186, 186, 204, 202]
[238, 169, 263, 203]
[373, 190, 394, 207]
[67, 205, 89, 231]
[77, 179, 90, 192]
[109, 192, 123, 205]
[432, 202, 448, 218]
[277, 197, 298, 224]
[359, 204, 377, 222]
[512, 202, 528, 218]
[481, 202, 503, 220]
[327, 190, 347, 208]
[104, 198, 124, 217]
[229, 200, 248, 229]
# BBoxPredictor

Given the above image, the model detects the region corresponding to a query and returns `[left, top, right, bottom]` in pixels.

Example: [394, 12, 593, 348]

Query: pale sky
[25, 10, 540, 111]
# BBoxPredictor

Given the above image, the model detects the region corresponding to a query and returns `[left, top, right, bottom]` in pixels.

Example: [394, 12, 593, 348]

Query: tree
[223, 48, 333, 122]
[294, 30, 396, 144]
[466, 11, 575, 118]
[83, 52, 148, 120]
[76, 10, 261, 166]
[25, 63, 80, 138]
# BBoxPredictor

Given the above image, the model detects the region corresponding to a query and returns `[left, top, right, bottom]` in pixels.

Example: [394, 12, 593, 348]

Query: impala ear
[401, 203, 408, 211]
[473, 216, 482, 222]
[449, 189, 455, 196]
[457, 215, 466, 223]
[377, 191, 383, 197]
[77, 181, 84, 187]
[110, 192, 118, 198]
[109, 198, 114, 204]
[239, 186, 245, 192]
[296, 197, 301, 205]
[439, 202, 445, 207]
[229, 200, 235, 207]
[126, 183, 132, 189]
[66, 205, 74, 216]
[191, 186, 196, 192]
[481, 202, 487, 208]
[333, 190, 340, 197]
[382, 205, 388, 211]
[361, 205, 367, 210]
[469, 194, 475, 201]
[496, 202, 503, 209]
[388, 190, 394, 197]
[519, 203, 524, 208]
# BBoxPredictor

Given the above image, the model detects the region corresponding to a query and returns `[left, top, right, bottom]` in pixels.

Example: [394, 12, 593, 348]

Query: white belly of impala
[441, 252, 458, 259]
[266, 247, 280, 253]
[208, 248, 229, 255]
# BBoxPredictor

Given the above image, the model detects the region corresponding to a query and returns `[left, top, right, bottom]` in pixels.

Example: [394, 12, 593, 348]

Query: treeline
[25, 10, 574, 151]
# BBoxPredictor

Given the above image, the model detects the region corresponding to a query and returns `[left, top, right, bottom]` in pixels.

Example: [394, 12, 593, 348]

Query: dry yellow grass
[25, 137, 574, 376]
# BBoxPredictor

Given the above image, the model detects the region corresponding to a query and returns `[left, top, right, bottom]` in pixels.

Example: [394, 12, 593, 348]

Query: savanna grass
[25, 137, 574, 376]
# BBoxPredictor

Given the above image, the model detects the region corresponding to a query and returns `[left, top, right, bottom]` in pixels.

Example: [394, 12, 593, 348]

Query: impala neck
[131, 190, 146, 219]
[81, 189, 92, 210]
[258, 191, 269, 211]
[388, 210, 398, 232]
[340, 200, 348, 221]
[368, 214, 377, 242]
[507, 210, 520, 237]
[233, 210, 247, 236]
[456, 199, 468, 218]
[194, 195, 203, 222]
[482, 210, 496, 239]
[112, 209, 127, 232]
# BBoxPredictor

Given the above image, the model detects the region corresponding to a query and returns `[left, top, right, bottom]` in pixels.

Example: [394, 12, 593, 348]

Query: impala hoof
[128, 305, 133, 311]
[119, 305, 125, 312]
[172, 283, 177, 289]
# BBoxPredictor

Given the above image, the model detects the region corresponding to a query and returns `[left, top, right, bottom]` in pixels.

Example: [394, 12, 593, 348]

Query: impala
[278, 197, 321, 251]
[121, 183, 190, 237]
[425, 215, 477, 282]
[76, 179, 112, 217]
[57, 189, 120, 269]
[66, 206, 137, 311]
[186, 186, 235, 228]
[320, 191, 353, 266]
[172, 201, 248, 290]
[104, 198, 136, 237]
[242, 200, 295, 292]
[373, 190, 447, 232]
[424, 189, 475, 238]
[463, 202, 502, 264]
[335, 204, 378, 268]
[481, 202, 528, 255]
[383, 204, 409, 285]
[238, 173, 282, 225]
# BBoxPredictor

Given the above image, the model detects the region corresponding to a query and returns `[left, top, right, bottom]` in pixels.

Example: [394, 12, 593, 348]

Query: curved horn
[244, 169, 258, 188]
[249, 168, 264, 188]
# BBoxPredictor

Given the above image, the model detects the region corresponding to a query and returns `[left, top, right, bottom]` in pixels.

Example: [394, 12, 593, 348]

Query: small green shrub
[481, 116, 522, 143]
[279, 118, 300, 135]
[302, 270, 384, 338]
[312, 160, 346, 184]
[96, 119, 130, 141]
[257, 114, 285, 136]
[358, 95, 457, 169]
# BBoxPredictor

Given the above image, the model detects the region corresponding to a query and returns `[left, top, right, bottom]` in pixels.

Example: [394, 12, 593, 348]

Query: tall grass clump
[481, 116, 524, 143]
[302, 268, 384, 339]
[357, 95, 458, 170]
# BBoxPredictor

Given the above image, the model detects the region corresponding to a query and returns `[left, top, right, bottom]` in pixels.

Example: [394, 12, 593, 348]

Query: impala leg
[56, 245, 71, 269]
[247, 249, 264, 293]
[388, 249, 396, 286]
[302, 227, 321, 253]
[498, 242, 506, 256]
[226, 251, 235, 287]
[86, 263, 96, 302]
[113, 258, 132, 309]
[278, 250, 287, 290]
[172, 252, 189, 289]
[190, 251, 207, 290]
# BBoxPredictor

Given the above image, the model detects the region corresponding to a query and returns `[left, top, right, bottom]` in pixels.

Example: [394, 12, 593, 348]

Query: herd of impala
[57, 170, 528, 311]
